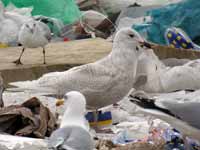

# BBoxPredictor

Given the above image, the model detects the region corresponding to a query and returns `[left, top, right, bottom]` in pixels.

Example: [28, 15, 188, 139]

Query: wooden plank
[0, 38, 111, 85]
[152, 45, 200, 60]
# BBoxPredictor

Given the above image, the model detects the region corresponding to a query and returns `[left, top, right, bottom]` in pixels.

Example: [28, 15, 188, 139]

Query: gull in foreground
[48, 91, 94, 150]
[10, 28, 145, 108]
[13, 19, 51, 65]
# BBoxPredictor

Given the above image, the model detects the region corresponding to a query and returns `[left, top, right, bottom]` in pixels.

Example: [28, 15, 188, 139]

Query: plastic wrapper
[165, 27, 200, 50]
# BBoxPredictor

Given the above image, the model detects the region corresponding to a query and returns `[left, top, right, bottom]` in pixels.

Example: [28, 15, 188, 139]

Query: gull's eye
[129, 34, 135, 38]
[136, 46, 139, 51]
[33, 23, 36, 27]
[25, 24, 29, 28]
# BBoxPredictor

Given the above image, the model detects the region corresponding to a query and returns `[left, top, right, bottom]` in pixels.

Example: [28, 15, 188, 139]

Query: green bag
[2, 0, 81, 24]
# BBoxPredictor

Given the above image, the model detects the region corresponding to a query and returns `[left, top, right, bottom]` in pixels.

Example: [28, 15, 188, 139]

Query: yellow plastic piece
[0, 43, 8, 48]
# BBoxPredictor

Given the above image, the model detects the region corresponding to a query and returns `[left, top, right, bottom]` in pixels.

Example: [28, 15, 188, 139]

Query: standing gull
[48, 91, 94, 150]
[9, 28, 145, 108]
[13, 20, 51, 65]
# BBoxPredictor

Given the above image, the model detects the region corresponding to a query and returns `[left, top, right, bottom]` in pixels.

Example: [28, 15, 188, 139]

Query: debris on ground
[0, 97, 56, 138]
[1, 0, 200, 149]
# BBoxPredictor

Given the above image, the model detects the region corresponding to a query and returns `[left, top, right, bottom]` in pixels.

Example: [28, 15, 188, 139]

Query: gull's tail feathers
[7, 80, 56, 95]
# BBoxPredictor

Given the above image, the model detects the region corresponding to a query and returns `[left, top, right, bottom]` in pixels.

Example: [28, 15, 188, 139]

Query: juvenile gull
[10, 28, 145, 108]
[13, 19, 51, 65]
[48, 91, 94, 150]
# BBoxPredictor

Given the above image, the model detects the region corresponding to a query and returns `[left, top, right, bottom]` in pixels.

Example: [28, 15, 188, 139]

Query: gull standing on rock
[48, 91, 94, 150]
[10, 28, 145, 108]
[13, 20, 51, 65]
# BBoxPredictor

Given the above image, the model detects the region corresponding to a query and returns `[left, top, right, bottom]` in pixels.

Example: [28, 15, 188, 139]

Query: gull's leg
[13, 48, 25, 65]
[0, 74, 4, 107]
[86, 106, 100, 131]
[43, 47, 46, 64]
[91, 109, 102, 132]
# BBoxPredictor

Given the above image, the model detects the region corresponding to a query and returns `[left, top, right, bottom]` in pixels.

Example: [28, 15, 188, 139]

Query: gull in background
[13, 19, 51, 65]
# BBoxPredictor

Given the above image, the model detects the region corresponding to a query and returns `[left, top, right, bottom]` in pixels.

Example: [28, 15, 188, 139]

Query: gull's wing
[133, 74, 147, 88]
[129, 94, 200, 141]
[155, 100, 200, 129]
[130, 93, 200, 129]
[9, 63, 118, 96]
[38, 21, 51, 41]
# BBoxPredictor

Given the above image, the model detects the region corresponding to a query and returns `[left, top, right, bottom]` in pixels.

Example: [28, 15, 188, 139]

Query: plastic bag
[2, 0, 81, 24]
[5, 2, 33, 16]
[165, 27, 200, 50]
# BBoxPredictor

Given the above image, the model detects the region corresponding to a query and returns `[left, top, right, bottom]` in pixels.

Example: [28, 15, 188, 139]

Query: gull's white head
[59, 91, 88, 129]
[22, 20, 38, 34]
[110, 28, 146, 70]
[63, 91, 86, 110]
[63, 91, 86, 116]
[113, 28, 144, 48]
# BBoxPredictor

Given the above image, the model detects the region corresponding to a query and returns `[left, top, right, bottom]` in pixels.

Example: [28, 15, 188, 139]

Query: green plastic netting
[2, 0, 81, 24]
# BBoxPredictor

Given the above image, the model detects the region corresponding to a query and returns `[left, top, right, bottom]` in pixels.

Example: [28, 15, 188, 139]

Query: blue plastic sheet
[133, 0, 200, 45]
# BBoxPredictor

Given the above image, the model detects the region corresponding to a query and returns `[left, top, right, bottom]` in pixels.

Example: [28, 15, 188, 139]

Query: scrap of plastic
[5, 2, 33, 16]
[0, 1, 33, 45]
[133, 0, 200, 45]
[162, 128, 182, 142]
[34, 15, 64, 36]
[165, 27, 200, 50]
[112, 129, 135, 145]
[2, 0, 81, 24]
[80, 10, 115, 38]
[163, 128, 200, 150]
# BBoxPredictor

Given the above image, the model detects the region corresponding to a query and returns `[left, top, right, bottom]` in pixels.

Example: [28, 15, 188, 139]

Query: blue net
[133, 0, 200, 45]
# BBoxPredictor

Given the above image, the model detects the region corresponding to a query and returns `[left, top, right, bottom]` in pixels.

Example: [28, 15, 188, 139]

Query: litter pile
[1, 0, 200, 149]
[0, 97, 56, 138]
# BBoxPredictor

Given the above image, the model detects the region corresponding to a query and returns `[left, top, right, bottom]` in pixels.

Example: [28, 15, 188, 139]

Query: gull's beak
[139, 41, 152, 49]
[30, 28, 34, 34]
[56, 99, 64, 107]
